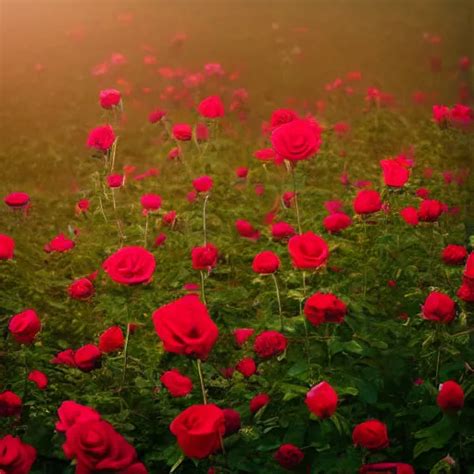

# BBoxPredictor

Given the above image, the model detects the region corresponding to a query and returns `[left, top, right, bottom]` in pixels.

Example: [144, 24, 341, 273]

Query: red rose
[74, 344, 102, 372]
[380, 158, 410, 187]
[107, 174, 124, 188]
[416, 188, 430, 199]
[288, 232, 329, 269]
[55, 401, 101, 432]
[252, 251, 280, 274]
[353, 190, 382, 214]
[98, 326, 125, 353]
[269, 108, 299, 130]
[271, 118, 322, 163]
[162, 210, 177, 226]
[192, 175, 213, 193]
[192, 243, 218, 271]
[51, 349, 76, 367]
[148, 108, 166, 124]
[352, 420, 389, 450]
[0, 435, 36, 474]
[8, 309, 41, 344]
[222, 408, 241, 436]
[44, 233, 75, 253]
[198, 95, 225, 118]
[4, 192, 30, 208]
[233, 328, 254, 347]
[254, 148, 275, 162]
[195, 123, 209, 142]
[304, 292, 347, 326]
[154, 233, 167, 247]
[236, 357, 257, 378]
[254, 330, 287, 358]
[305, 381, 338, 418]
[75, 198, 90, 215]
[63, 419, 146, 473]
[0, 391, 22, 417]
[422, 292, 456, 324]
[140, 194, 162, 211]
[0, 233, 15, 260]
[436, 380, 464, 413]
[68, 277, 94, 300]
[172, 123, 192, 141]
[86, 124, 116, 152]
[464, 252, 474, 282]
[235, 167, 248, 179]
[323, 212, 352, 234]
[359, 462, 415, 474]
[160, 369, 193, 397]
[274, 443, 304, 470]
[170, 404, 225, 459]
[457, 281, 474, 302]
[441, 244, 467, 265]
[99, 89, 121, 109]
[400, 207, 419, 226]
[235, 219, 260, 240]
[271, 222, 296, 240]
[28, 370, 48, 390]
[152, 295, 219, 360]
[418, 199, 443, 222]
[103, 246, 156, 285]
[282, 191, 296, 208]
[250, 393, 270, 414]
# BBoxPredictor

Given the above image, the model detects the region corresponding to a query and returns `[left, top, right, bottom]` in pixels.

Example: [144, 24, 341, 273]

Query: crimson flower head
[193, 175, 213, 193]
[4, 192, 30, 209]
[305, 381, 338, 418]
[86, 125, 116, 152]
[99, 88, 121, 109]
[198, 95, 225, 118]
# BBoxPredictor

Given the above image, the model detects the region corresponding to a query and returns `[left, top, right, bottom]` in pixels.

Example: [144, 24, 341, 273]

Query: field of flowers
[1, 3, 473, 473]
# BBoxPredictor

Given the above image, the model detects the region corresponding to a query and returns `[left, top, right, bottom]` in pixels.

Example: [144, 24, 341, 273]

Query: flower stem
[121, 323, 131, 388]
[300, 271, 313, 379]
[110, 137, 119, 173]
[200, 270, 207, 305]
[271, 273, 283, 331]
[143, 213, 149, 247]
[196, 359, 208, 404]
[202, 194, 209, 245]
[291, 166, 302, 234]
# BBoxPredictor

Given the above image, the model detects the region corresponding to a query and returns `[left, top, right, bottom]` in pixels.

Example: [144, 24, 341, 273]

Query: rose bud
[400, 207, 419, 226]
[235, 167, 249, 179]
[235, 357, 257, 378]
[86, 125, 116, 152]
[68, 277, 94, 300]
[160, 369, 193, 397]
[8, 309, 41, 344]
[99, 88, 121, 109]
[233, 328, 254, 347]
[323, 212, 352, 234]
[106, 174, 124, 188]
[271, 221, 296, 240]
[140, 193, 162, 211]
[0, 233, 15, 260]
[252, 250, 280, 274]
[51, 349, 76, 367]
[73, 344, 102, 372]
[274, 444, 304, 470]
[352, 420, 389, 450]
[197, 95, 225, 119]
[0, 390, 22, 417]
[305, 381, 338, 418]
[192, 175, 213, 193]
[98, 326, 125, 353]
[154, 233, 167, 247]
[27, 370, 48, 390]
[436, 380, 464, 413]
[353, 189, 382, 214]
[421, 291, 456, 324]
[172, 123, 192, 141]
[418, 199, 443, 222]
[441, 244, 467, 265]
[191, 243, 218, 271]
[254, 330, 287, 358]
[148, 108, 166, 124]
[235, 219, 260, 240]
[380, 157, 410, 187]
[250, 393, 270, 414]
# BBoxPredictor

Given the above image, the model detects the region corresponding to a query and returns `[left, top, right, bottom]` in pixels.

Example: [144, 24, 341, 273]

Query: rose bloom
[192, 175, 213, 193]
[160, 369, 193, 397]
[250, 393, 270, 414]
[0, 390, 22, 417]
[222, 408, 241, 436]
[0, 233, 15, 260]
[62, 419, 146, 473]
[271, 118, 322, 163]
[352, 420, 389, 450]
[304, 292, 347, 326]
[400, 207, 419, 226]
[441, 244, 467, 265]
[236, 357, 257, 378]
[8, 309, 41, 344]
[172, 123, 192, 141]
[0, 435, 37, 474]
[380, 157, 410, 187]
[254, 330, 287, 358]
[269, 108, 298, 130]
[4, 192, 30, 208]
[99, 88, 121, 109]
[73, 344, 102, 372]
[436, 380, 464, 413]
[252, 250, 280, 274]
[98, 326, 125, 353]
[162, 210, 177, 226]
[148, 107, 166, 123]
[198, 95, 225, 118]
[152, 295, 219, 360]
[107, 174, 124, 188]
[271, 221, 296, 240]
[254, 147, 275, 162]
[51, 349, 76, 367]
[233, 328, 254, 347]
[86, 124, 116, 152]
[323, 212, 352, 234]
[288, 232, 329, 269]
[195, 123, 210, 142]
[140, 193, 162, 211]
[418, 199, 443, 222]
[103, 246, 156, 285]
[192, 243, 218, 271]
[44, 233, 75, 253]
[421, 291, 456, 324]
[235, 219, 260, 240]
[55, 401, 101, 432]
[27, 370, 48, 390]
[305, 381, 338, 418]
[235, 167, 248, 179]
[68, 277, 94, 300]
[274, 444, 304, 470]
[154, 233, 167, 247]
[170, 404, 225, 459]
[359, 463, 415, 474]
[353, 189, 382, 214]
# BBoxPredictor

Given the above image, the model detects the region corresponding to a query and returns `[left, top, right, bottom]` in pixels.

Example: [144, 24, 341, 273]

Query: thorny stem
[196, 359, 208, 404]
[271, 273, 283, 331]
